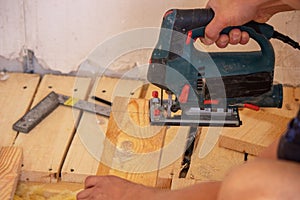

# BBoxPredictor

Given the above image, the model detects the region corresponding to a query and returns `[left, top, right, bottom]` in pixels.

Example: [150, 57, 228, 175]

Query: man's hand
[202, 0, 296, 48]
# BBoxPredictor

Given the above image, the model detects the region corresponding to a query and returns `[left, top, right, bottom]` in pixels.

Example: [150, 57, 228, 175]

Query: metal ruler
[13, 91, 111, 133]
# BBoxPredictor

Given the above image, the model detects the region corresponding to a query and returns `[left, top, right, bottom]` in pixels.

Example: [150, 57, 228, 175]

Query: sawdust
[14, 183, 78, 200]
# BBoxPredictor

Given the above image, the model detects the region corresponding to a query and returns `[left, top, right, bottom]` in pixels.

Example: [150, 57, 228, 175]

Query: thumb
[204, 16, 228, 44]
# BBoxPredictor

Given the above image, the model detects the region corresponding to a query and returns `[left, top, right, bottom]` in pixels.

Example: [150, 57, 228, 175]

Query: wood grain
[0, 73, 40, 146]
[14, 74, 91, 182]
[187, 127, 245, 181]
[97, 97, 167, 187]
[0, 147, 22, 200]
[61, 76, 145, 182]
[155, 126, 192, 188]
[170, 178, 197, 190]
[219, 109, 291, 156]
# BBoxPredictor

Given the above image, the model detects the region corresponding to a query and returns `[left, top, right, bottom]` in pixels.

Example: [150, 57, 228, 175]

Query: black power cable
[272, 31, 300, 50]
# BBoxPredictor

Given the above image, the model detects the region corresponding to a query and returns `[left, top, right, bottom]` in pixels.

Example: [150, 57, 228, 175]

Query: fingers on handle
[203, 16, 228, 45]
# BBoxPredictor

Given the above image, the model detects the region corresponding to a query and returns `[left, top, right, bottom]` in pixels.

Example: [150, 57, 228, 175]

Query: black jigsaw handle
[170, 9, 215, 33]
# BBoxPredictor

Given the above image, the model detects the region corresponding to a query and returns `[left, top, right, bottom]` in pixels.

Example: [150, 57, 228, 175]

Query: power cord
[272, 31, 300, 50]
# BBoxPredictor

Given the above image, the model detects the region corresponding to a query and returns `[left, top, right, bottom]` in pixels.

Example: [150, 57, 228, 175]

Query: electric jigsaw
[147, 8, 296, 127]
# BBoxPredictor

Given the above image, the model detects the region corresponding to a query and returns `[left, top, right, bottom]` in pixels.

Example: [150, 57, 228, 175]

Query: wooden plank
[0, 147, 22, 200]
[97, 97, 167, 187]
[144, 84, 196, 188]
[14, 74, 91, 182]
[219, 109, 291, 156]
[61, 77, 145, 182]
[15, 181, 83, 199]
[155, 126, 191, 189]
[170, 178, 197, 190]
[0, 73, 40, 146]
[187, 127, 245, 181]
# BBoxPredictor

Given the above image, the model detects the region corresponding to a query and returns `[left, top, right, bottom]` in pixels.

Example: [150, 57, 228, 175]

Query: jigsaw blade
[179, 126, 200, 178]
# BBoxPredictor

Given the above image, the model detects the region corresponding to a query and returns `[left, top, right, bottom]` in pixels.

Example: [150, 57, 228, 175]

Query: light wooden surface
[219, 86, 298, 156]
[155, 126, 192, 188]
[97, 97, 167, 187]
[187, 127, 245, 181]
[14, 181, 83, 199]
[61, 76, 145, 182]
[0, 73, 40, 147]
[14, 74, 91, 182]
[97, 97, 165, 186]
[0, 147, 22, 200]
[171, 178, 197, 190]
[0, 73, 295, 198]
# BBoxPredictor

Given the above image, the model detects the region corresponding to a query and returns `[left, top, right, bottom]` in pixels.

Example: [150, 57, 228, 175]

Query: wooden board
[14, 74, 91, 182]
[61, 77, 145, 182]
[187, 127, 245, 181]
[97, 97, 167, 187]
[170, 178, 197, 190]
[218, 86, 298, 156]
[155, 126, 192, 189]
[0, 73, 40, 146]
[0, 147, 22, 200]
[15, 181, 83, 199]
[201, 86, 298, 157]
[219, 109, 291, 156]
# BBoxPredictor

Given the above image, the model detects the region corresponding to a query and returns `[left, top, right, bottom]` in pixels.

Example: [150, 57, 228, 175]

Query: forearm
[254, 0, 298, 22]
[283, 0, 300, 9]
[258, 138, 280, 159]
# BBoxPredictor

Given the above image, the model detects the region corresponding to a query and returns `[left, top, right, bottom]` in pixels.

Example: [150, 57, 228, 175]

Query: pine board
[13, 74, 91, 182]
[142, 84, 202, 188]
[170, 178, 197, 190]
[15, 181, 83, 199]
[61, 77, 145, 182]
[0, 73, 40, 146]
[146, 84, 194, 188]
[219, 109, 291, 156]
[155, 126, 192, 188]
[217, 86, 298, 156]
[97, 97, 167, 187]
[187, 127, 245, 181]
[0, 147, 22, 200]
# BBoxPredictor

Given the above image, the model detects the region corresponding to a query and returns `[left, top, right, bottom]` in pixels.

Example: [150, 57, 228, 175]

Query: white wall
[0, 0, 300, 84]
[0, 0, 206, 73]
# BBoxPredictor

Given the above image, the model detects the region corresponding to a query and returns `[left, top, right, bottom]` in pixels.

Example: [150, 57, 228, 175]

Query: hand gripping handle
[183, 8, 275, 56]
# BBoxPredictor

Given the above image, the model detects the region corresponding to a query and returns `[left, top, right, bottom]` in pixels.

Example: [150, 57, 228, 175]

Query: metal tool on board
[13, 91, 111, 133]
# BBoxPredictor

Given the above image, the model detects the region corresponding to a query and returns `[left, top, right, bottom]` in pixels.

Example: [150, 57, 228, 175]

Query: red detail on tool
[244, 103, 260, 111]
[179, 84, 190, 103]
[149, 59, 152, 64]
[186, 31, 193, 45]
[154, 109, 160, 116]
[152, 91, 159, 98]
[163, 10, 174, 18]
[204, 99, 219, 105]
